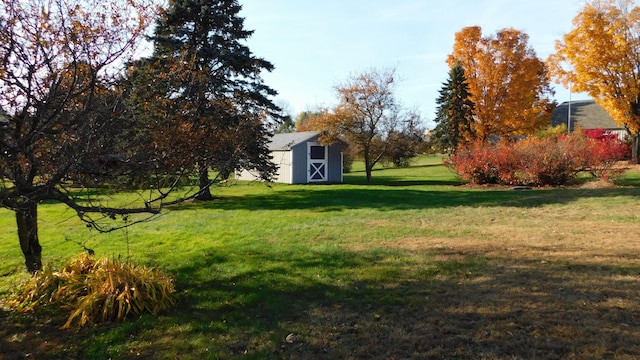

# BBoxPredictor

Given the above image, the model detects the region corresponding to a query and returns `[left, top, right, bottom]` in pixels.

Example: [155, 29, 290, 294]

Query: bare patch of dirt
[579, 179, 620, 189]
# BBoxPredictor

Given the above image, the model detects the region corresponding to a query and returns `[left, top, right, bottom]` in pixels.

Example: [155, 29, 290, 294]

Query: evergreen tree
[275, 114, 295, 133]
[129, 0, 279, 199]
[431, 62, 476, 154]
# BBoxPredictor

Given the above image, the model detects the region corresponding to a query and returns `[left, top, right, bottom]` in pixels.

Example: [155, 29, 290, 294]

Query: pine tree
[432, 62, 476, 154]
[129, 0, 279, 199]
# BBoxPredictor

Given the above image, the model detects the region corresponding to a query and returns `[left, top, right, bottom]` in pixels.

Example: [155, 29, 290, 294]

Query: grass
[2, 156, 640, 359]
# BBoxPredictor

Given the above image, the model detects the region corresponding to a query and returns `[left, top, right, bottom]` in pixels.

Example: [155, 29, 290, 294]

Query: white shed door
[307, 142, 327, 182]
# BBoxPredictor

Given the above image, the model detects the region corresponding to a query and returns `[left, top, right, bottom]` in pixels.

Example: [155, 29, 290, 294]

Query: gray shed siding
[288, 138, 344, 184]
[326, 143, 344, 183]
[237, 131, 345, 184]
[289, 141, 309, 184]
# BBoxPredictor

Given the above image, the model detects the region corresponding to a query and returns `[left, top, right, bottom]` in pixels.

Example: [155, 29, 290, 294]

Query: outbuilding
[237, 131, 346, 184]
[551, 100, 627, 140]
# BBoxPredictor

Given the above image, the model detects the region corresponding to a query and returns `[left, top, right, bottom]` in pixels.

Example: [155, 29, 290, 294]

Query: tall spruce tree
[432, 62, 476, 154]
[129, 0, 279, 200]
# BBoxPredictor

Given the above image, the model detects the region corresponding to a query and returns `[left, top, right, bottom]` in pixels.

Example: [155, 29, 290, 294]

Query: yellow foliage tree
[448, 26, 555, 140]
[547, 0, 640, 163]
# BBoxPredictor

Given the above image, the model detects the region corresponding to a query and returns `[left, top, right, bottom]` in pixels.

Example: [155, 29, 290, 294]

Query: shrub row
[447, 131, 630, 186]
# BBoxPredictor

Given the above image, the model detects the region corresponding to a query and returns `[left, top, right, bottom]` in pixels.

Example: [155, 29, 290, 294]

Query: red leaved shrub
[582, 129, 630, 180]
[447, 132, 629, 186]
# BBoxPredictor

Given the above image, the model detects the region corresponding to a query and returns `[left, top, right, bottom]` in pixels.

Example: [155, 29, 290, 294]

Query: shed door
[307, 142, 327, 182]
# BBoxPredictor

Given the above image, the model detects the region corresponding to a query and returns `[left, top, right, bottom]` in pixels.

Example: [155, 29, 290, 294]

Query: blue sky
[240, 0, 591, 128]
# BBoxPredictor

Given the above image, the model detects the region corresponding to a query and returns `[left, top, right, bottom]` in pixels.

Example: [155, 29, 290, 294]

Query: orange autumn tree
[448, 26, 555, 140]
[547, 0, 640, 163]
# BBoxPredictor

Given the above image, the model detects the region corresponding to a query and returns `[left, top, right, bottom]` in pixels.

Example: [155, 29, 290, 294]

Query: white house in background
[237, 131, 347, 184]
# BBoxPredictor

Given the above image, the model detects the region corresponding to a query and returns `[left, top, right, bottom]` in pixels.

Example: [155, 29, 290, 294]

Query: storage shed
[237, 131, 346, 184]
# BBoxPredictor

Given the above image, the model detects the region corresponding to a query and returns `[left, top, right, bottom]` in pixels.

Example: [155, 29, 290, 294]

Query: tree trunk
[363, 143, 386, 182]
[364, 153, 373, 182]
[195, 161, 214, 201]
[16, 201, 42, 273]
[632, 133, 639, 165]
[365, 166, 373, 182]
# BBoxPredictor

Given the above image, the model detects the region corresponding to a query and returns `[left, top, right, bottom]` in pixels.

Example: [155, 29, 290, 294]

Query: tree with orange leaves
[547, 0, 640, 163]
[448, 26, 555, 140]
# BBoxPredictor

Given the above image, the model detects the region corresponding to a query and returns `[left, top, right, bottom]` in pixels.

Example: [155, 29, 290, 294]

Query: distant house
[237, 131, 347, 184]
[551, 100, 627, 140]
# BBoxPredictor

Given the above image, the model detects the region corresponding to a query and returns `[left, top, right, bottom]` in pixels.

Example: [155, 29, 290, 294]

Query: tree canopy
[448, 26, 555, 140]
[128, 0, 279, 199]
[295, 111, 327, 132]
[0, 0, 283, 273]
[309, 68, 423, 182]
[547, 0, 640, 162]
[0, 0, 158, 272]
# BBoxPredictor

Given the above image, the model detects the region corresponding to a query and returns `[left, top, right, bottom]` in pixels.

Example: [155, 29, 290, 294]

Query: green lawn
[2, 156, 640, 359]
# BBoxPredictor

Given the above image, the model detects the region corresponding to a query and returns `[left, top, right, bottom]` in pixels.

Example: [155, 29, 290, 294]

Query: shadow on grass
[174, 186, 640, 213]
[343, 177, 465, 186]
[0, 305, 74, 359]
[615, 175, 640, 187]
[61, 246, 640, 359]
[4, 244, 640, 359]
[347, 163, 445, 173]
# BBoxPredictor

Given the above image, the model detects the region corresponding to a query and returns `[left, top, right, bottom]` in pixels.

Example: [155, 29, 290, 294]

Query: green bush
[7, 253, 177, 329]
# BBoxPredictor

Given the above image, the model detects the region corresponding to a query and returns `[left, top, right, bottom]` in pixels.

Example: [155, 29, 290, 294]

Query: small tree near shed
[312, 68, 423, 182]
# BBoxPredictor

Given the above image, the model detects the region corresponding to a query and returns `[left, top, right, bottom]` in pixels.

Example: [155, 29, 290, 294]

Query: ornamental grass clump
[8, 253, 176, 329]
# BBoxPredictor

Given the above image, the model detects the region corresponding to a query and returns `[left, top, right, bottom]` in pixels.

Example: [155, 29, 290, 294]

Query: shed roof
[268, 131, 321, 151]
[551, 100, 622, 130]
